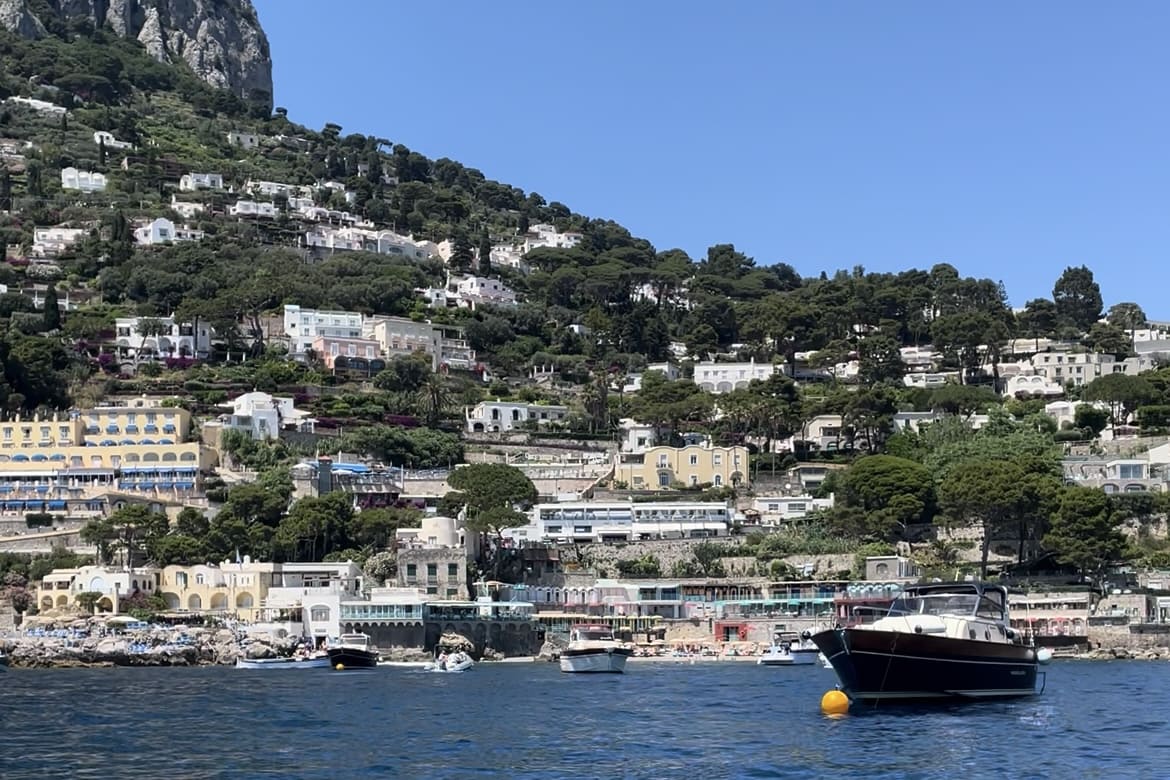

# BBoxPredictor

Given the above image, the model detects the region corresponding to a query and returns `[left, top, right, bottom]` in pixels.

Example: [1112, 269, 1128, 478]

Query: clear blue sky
[253, 1, 1169, 318]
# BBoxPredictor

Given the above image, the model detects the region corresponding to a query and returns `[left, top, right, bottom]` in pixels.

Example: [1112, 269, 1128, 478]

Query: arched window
[310, 605, 331, 622]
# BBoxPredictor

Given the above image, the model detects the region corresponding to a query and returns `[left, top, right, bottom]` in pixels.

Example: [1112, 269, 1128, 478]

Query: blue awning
[5, 501, 23, 509]
[100, 439, 116, 446]
[139, 482, 155, 489]
[49, 454, 65, 461]
[35, 485, 49, 493]
[25, 501, 42, 511]
[175, 466, 198, 473]
[0, 486, 12, 493]
[158, 439, 174, 445]
[48, 500, 66, 509]
[140, 439, 156, 445]
[175, 481, 194, 489]
[31, 454, 47, 462]
[105, 426, 119, 433]
[157, 481, 173, 489]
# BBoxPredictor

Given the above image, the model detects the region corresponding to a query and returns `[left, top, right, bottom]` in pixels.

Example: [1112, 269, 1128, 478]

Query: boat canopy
[886, 582, 1008, 621]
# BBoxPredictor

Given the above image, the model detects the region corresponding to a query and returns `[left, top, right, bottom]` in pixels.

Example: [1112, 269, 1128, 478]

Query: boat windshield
[575, 628, 614, 641]
[887, 591, 1005, 620]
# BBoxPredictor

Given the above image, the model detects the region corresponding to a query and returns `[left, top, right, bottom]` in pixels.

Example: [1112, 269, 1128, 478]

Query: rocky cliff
[0, 0, 272, 105]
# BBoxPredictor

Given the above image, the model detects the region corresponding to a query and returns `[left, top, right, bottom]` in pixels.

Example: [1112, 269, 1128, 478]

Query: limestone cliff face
[0, 0, 273, 106]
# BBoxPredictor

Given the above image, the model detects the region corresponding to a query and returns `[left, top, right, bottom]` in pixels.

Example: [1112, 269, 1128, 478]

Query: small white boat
[758, 632, 820, 666]
[235, 653, 330, 670]
[560, 624, 634, 674]
[423, 651, 474, 673]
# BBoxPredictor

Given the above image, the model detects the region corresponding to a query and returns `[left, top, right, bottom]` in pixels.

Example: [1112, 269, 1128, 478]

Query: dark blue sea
[0, 660, 1163, 779]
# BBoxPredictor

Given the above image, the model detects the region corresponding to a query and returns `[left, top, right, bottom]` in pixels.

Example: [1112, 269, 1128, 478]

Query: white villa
[60, 167, 107, 193]
[215, 391, 316, 441]
[283, 304, 363, 357]
[93, 131, 133, 150]
[363, 315, 476, 371]
[31, 227, 88, 258]
[693, 359, 784, 394]
[179, 173, 224, 191]
[114, 315, 212, 359]
[169, 197, 205, 220]
[226, 131, 259, 149]
[504, 500, 733, 544]
[465, 400, 569, 433]
[229, 200, 278, 218]
[134, 218, 204, 246]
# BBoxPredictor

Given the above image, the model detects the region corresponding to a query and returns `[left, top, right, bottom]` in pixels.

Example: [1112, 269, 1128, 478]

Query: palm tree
[134, 317, 169, 367]
[415, 372, 451, 428]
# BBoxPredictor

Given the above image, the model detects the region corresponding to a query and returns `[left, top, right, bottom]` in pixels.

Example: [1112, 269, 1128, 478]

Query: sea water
[0, 660, 1164, 779]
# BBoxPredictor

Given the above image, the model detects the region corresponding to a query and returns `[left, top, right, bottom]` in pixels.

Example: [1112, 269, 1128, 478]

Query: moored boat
[812, 581, 1042, 704]
[757, 631, 820, 666]
[560, 624, 634, 674]
[236, 654, 330, 670]
[326, 633, 379, 669]
[423, 650, 474, 673]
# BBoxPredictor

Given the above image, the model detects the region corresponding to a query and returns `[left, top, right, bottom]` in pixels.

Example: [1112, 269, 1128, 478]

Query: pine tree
[98, 137, 107, 166]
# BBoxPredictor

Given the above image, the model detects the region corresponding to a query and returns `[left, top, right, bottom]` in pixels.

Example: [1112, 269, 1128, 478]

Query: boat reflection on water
[812, 582, 1043, 704]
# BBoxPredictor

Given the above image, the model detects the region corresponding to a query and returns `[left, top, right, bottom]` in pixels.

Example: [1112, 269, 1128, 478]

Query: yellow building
[615, 444, 750, 490]
[0, 404, 213, 514]
[159, 563, 269, 620]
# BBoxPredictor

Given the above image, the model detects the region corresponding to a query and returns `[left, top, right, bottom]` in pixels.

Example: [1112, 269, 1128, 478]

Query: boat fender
[800, 630, 812, 640]
[914, 625, 923, 634]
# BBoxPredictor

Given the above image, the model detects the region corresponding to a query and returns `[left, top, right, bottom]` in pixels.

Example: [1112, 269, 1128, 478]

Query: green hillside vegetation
[0, 26, 1169, 577]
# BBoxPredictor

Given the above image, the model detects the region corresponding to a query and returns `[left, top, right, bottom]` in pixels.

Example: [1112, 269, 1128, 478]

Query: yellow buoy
[334, 663, 345, 671]
[821, 689, 850, 717]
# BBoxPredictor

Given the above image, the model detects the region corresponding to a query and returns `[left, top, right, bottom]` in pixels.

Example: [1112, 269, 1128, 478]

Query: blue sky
[253, 1, 1168, 318]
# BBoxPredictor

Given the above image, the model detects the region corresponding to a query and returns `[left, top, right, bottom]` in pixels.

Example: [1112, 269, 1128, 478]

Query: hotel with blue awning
[0, 401, 213, 514]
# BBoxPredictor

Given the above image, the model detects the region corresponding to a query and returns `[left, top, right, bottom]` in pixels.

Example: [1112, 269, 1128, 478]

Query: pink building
[310, 335, 384, 372]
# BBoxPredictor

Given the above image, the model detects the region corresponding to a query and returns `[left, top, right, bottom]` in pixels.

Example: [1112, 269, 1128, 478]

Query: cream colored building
[0, 405, 212, 515]
[37, 565, 161, 612]
[615, 444, 749, 490]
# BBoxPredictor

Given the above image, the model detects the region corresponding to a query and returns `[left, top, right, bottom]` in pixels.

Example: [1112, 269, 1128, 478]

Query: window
[426, 587, 438, 595]
[713, 454, 722, 466]
[446, 588, 459, 598]
[657, 456, 668, 468]
[426, 563, 437, 578]
[658, 472, 670, 488]
[1119, 464, 1144, 480]
[689, 454, 698, 466]
[447, 563, 458, 578]
[310, 605, 330, 622]
[546, 525, 562, 534]
[405, 563, 417, 578]
[714, 474, 723, 487]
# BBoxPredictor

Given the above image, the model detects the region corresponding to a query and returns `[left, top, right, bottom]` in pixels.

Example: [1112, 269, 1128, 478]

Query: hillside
[0, 5, 1169, 578]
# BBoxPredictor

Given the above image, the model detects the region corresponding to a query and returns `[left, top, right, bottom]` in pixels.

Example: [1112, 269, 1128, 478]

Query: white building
[226, 131, 259, 149]
[749, 495, 835, 525]
[31, 226, 87, 258]
[619, 363, 681, 394]
[247, 179, 305, 198]
[504, 500, 733, 544]
[133, 218, 204, 246]
[465, 400, 569, 433]
[1005, 374, 1065, 398]
[692, 359, 784, 394]
[5, 97, 66, 115]
[304, 227, 434, 261]
[451, 275, 517, 308]
[114, 315, 212, 358]
[179, 172, 224, 191]
[216, 391, 315, 440]
[93, 130, 133, 150]
[169, 196, 205, 220]
[60, 167, 107, 193]
[618, 418, 657, 454]
[902, 372, 956, 389]
[1030, 352, 1157, 388]
[229, 200, 278, 218]
[282, 304, 363, 357]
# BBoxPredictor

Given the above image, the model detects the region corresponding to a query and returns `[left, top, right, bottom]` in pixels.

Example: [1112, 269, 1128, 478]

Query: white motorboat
[559, 624, 634, 674]
[423, 651, 474, 673]
[757, 632, 819, 666]
[235, 653, 330, 670]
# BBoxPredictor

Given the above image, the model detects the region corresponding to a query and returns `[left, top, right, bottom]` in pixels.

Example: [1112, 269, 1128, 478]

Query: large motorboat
[326, 633, 379, 669]
[559, 624, 635, 674]
[812, 581, 1042, 703]
[758, 631, 820, 666]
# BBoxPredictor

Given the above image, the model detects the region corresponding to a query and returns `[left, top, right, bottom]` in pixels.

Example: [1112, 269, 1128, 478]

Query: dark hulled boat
[326, 633, 379, 669]
[812, 581, 1041, 703]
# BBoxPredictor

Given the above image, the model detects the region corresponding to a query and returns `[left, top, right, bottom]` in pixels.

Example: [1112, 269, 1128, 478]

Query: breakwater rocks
[1069, 646, 1170, 661]
[0, 626, 296, 668]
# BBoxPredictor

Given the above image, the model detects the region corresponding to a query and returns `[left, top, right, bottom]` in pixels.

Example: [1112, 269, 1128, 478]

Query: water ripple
[0, 661, 1164, 778]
